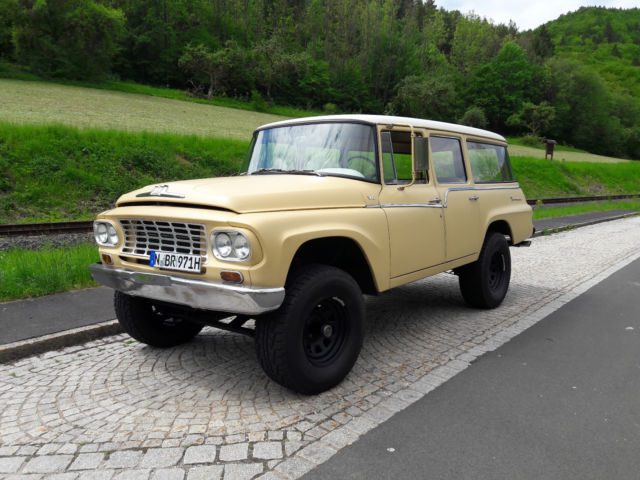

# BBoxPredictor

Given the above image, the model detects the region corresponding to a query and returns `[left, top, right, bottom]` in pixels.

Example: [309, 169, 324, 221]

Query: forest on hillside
[0, 0, 639, 159]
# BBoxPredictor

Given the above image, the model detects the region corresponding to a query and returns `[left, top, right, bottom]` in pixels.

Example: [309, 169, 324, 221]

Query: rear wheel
[458, 232, 511, 309]
[255, 264, 364, 394]
[114, 291, 204, 347]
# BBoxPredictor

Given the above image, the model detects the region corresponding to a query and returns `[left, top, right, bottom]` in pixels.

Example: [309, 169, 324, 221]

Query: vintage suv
[90, 115, 533, 394]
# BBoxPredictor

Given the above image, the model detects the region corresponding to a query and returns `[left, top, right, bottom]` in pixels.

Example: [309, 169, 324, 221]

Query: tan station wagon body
[90, 114, 533, 394]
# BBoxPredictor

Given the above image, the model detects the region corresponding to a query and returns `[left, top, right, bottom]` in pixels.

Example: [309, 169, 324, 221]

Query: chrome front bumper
[89, 263, 285, 315]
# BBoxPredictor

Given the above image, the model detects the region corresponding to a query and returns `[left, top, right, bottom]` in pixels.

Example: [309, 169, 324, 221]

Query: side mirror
[414, 137, 429, 173]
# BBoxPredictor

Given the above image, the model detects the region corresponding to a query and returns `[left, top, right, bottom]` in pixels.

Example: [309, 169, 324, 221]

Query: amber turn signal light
[101, 254, 114, 265]
[220, 271, 243, 284]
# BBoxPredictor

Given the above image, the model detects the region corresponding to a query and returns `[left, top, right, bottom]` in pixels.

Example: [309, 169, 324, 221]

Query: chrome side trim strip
[366, 203, 443, 209]
[89, 263, 284, 315]
[443, 185, 521, 207]
[365, 185, 522, 209]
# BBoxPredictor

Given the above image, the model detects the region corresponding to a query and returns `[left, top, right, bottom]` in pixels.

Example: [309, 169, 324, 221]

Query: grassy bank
[532, 200, 640, 219]
[0, 243, 99, 301]
[0, 123, 248, 223]
[511, 156, 640, 199]
[2, 124, 640, 224]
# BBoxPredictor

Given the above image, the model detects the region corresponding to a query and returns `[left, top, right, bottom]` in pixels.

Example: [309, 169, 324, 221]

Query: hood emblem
[136, 184, 185, 199]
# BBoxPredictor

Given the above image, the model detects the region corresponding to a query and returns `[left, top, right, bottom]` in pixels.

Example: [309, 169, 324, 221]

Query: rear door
[430, 135, 481, 262]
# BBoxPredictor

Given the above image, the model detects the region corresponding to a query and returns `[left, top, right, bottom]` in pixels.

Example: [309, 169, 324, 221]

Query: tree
[390, 74, 457, 121]
[13, 0, 125, 79]
[179, 42, 237, 99]
[531, 25, 554, 59]
[543, 58, 623, 155]
[0, 0, 18, 60]
[106, 0, 215, 86]
[506, 101, 555, 136]
[465, 42, 536, 130]
[450, 13, 501, 75]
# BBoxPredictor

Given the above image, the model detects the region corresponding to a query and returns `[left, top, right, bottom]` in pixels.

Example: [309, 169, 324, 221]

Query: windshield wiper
[251, 168, 321, 176]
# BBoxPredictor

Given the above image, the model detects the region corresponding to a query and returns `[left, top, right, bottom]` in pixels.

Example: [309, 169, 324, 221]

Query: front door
[378, 129, 445, 278]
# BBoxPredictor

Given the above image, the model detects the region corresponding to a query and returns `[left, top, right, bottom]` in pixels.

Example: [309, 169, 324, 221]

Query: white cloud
[436, 0, 638, 31]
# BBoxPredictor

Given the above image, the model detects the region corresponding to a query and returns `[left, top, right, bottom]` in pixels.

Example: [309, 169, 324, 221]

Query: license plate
[149, 251, 202, 273]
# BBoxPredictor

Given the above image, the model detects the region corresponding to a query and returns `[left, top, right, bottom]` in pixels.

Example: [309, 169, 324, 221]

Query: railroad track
[1, 193, 639, 237]
[0, 221, 94, 237]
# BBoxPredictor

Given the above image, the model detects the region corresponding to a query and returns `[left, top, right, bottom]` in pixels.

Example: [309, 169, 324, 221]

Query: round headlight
[107, 224, 119, 245]
[215, 233, 232, 257]
[233, 234, 250, 259]
[95, 223, 108, 244]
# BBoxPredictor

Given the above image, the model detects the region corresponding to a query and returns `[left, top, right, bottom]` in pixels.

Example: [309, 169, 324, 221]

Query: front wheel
[458, 232, 511, 309]
[114, 291, 204, 347]
[255, 264, 364, 394]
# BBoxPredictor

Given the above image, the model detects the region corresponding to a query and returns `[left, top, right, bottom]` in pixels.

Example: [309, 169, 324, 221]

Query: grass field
[508, 143, 632, 163]
[0, 79, 288, 140]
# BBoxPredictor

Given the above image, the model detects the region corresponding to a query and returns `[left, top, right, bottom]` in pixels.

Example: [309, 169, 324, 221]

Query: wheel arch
[287, 236, 378, 295]
[485, 219, 513, 245]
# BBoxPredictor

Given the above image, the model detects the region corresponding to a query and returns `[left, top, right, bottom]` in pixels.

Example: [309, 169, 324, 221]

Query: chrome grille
[119, 219, 207, 257]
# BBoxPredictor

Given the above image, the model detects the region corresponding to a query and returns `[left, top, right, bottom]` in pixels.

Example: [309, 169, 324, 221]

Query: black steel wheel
[255, 264, 364, 394]
[304, 297, 349, 367]
[458, 231, 511, 309]
[114, 291, 204, 347]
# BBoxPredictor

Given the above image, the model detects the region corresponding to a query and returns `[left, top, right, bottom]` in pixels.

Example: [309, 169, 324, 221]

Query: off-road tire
[114, 291, 204, 347]
[255, 264, 364, 394]
[458, 231, 511, 309]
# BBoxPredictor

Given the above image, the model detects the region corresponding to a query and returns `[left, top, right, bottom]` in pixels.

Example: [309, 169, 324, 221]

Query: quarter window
[467, 141, 515, 183]
[430, 136, 466, 184]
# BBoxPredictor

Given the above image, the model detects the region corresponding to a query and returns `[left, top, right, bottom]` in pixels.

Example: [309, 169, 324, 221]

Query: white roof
[257, 114, 506, 142]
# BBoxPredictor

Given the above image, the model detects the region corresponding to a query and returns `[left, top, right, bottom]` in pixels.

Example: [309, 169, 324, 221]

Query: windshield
[244, 123, 379, 182]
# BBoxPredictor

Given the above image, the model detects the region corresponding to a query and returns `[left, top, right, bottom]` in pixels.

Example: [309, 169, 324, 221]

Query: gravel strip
[0, 233, 94, 251]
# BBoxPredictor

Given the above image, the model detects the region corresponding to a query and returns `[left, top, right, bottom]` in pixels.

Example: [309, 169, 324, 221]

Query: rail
[1, 193, 639, 237]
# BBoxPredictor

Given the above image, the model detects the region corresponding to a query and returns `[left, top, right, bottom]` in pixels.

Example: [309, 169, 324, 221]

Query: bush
[520, 135, 543, 147]
[323, 103, 338, 114]
[459, 106, 488, 129]
[251, 90, 268, 112]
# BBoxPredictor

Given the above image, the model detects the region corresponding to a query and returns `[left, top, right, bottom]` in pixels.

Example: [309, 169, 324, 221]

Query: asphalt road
[302, 256, 640, 480]
[0, 286, 114, 345]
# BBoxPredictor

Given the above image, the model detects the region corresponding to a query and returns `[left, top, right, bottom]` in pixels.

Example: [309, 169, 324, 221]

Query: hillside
[2, 1, 640, 158]
[542, 7, 640, 97]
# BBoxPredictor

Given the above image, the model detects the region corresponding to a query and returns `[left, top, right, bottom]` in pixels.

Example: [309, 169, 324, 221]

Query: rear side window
[430, 136, 466, 184]
[467, 141, 515, 183]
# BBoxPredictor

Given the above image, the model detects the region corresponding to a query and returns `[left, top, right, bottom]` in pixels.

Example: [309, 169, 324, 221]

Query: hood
[117, 175, 379, 213]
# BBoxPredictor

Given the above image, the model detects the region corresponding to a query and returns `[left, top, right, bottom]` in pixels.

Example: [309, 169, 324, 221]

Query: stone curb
[533, 211, 639, 237]
[0, 320, 122, 364]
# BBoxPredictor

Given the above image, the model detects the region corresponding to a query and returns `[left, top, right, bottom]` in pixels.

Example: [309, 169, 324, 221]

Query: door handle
[429, 197, 442, 204]
[469, 195, 479, 201]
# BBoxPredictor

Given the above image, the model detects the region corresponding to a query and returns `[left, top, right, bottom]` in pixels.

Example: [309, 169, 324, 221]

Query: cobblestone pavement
[1, 216, 639, 480]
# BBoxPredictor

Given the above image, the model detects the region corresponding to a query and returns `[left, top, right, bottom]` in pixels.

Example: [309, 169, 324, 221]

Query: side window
[430, 136, 466, 184]
[381, 130, 425, 185]
[467, 141, 515, 183]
